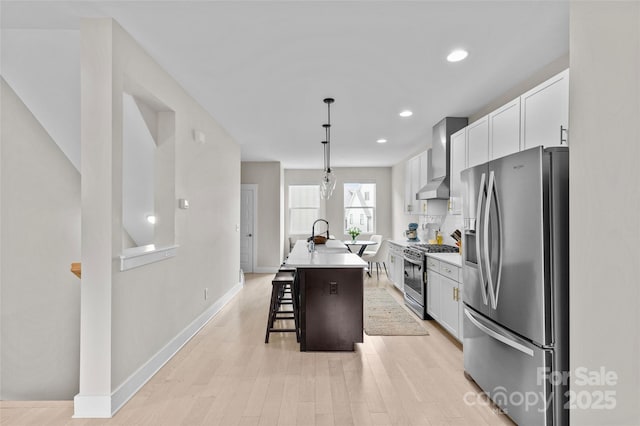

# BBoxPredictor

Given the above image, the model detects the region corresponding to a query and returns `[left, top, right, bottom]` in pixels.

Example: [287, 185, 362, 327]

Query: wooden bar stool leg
[265, 284, 279, 343]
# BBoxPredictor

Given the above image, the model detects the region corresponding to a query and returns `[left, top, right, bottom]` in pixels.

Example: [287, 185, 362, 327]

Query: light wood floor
[1, 272, 514, 426]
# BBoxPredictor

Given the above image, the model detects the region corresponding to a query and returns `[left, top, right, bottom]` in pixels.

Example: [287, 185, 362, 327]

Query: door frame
[241, 184, 258, 274]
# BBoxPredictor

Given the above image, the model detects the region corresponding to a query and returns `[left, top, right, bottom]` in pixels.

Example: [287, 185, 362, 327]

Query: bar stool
[264, 270, 299, 343]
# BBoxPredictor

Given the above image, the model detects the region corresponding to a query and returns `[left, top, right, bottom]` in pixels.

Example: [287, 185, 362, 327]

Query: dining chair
[362, 239, 389, 278]
[362, 234, 382, 256]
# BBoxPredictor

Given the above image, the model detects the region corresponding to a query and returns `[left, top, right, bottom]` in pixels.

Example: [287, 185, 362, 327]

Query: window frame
[343, 182, 376, 234]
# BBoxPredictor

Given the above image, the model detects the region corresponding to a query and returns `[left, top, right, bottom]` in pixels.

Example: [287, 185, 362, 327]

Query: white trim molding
[73, 395, 111, 418]
[73, 280, 243, 418]
[253, 266, 280, 274]
[119, 244, 178, 271]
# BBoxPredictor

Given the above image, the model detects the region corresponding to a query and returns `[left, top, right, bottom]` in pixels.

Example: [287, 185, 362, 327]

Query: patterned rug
[364, 287, 428, 336]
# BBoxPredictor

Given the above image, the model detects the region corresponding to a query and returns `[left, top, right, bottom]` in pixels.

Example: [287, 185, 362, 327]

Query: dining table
[343, 240, 378, 257]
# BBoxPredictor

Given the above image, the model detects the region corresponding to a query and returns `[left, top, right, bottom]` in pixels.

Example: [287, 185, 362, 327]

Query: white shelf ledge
[120, 244, 178, 271]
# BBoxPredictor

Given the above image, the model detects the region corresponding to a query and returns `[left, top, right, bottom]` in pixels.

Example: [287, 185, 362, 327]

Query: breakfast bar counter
[286, 240, 367, 351]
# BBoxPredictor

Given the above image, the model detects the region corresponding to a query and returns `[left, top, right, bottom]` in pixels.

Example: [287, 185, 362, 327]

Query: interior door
[240, 185, 255, 273]
[487, 147, 550, 345]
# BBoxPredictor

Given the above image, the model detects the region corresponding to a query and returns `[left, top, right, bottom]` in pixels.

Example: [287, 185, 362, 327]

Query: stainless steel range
[403, 244, 458, 319]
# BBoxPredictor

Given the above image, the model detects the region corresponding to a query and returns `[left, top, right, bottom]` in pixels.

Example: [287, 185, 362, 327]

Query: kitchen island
[286, 240, 367, 351]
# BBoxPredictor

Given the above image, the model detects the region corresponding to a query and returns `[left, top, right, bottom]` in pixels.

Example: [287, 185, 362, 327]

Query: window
[344, 183, 376, 233]
[289, 185, 320, 234]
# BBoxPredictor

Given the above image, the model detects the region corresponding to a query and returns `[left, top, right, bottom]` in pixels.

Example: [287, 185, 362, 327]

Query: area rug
[364, 288, 428, 336]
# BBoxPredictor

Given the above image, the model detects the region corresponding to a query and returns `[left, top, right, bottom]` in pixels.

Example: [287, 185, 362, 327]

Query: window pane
[289, 184, 320, 234]
[290, 185, 320, 208]
[345, 207, 375, 233]
[344, 183, 375, 207]
[290, 208, 319, 234]
[344, 183, 376, 233]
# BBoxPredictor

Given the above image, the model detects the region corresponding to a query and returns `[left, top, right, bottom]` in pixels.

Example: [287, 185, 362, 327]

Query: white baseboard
[73, 395, 111, 418]
[253, 266, 279, 273]
[73, 281, 243, 418]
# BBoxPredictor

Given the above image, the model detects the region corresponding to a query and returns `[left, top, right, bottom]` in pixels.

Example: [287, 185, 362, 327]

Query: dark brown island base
[286, 240, 367, 351]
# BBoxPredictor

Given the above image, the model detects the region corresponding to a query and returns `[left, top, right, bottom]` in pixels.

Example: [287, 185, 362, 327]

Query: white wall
[284, 167, 392, 249]
[569, 2, 640, 424]
[241, 161, 283, 271]
[0, 78, 81, 399]
[77, 19, 241, 416]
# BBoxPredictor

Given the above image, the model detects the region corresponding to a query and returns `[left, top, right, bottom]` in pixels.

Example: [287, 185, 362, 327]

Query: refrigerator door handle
[484, 170, 503, 310]
[483, 171, 497, 309]
[475, 172, 488, 306]
[465, 308, 534, 357]
[492, 173, 504, 307]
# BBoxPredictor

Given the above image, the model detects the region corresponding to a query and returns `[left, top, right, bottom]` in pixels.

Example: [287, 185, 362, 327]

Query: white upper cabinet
[417, 150, 429, 214]
[489, 97, 521, 160]
[418, 150, 429, 190]
[449, 128, 466, 215]
[467, 115, 489, 168]
[404, 153, 420, 214]
[454, 69, 568, 172]
[404, 157, 416, 214]
[404, 150, 430, 215]
[520, 69, 569, 149]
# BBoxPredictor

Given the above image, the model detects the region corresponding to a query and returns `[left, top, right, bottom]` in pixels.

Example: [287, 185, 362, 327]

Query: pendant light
[320, 97, 336, 200]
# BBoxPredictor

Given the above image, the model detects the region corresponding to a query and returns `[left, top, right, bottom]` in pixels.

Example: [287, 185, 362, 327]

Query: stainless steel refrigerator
[461, 146, 569, 426]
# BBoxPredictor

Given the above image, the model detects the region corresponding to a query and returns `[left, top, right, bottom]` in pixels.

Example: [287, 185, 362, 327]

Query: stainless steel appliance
[461, 146, 569, 426]
[417, 117, 467, 200]
[403, 244, 459, 319]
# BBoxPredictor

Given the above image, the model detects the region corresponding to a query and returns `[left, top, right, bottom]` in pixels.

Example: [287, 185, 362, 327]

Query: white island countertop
[286, 240, 367, 268]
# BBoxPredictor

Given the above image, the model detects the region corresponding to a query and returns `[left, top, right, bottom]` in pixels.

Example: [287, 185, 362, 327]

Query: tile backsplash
[437, 213, 464, 246]
[405, 213, 463, 246]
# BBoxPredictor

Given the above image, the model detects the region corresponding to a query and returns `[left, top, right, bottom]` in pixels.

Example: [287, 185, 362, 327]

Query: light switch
[193, 129, 206, 144]
[178, 199, 189, 209]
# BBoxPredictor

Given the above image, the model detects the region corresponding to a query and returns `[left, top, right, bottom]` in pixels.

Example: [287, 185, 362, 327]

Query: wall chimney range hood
[417, 117, 467, 200]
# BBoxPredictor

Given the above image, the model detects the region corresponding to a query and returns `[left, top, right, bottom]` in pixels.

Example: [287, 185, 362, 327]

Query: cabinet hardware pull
[560, 125, 568, 145]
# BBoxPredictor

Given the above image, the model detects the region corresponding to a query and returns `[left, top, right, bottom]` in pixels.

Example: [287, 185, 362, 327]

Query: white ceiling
[0, 1, 569, 170]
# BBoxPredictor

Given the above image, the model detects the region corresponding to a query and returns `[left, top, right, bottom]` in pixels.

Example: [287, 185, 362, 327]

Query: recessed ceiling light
[376, 138, 387, 144]
[447, 49, 468, 62]
[146, 215, 157, 224]
[399, 110, 413, 118]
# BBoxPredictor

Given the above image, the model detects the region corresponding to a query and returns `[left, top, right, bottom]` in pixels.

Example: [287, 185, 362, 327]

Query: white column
[74, 18, 115, 418]
[569, 2, 640, 425]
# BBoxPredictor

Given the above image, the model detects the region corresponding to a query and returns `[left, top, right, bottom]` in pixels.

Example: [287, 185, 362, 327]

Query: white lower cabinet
[387, 243, 404, 292]
[439, 275, 459, 337]
[426, 269, 440, 320]
[426, 256, 463, 341]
